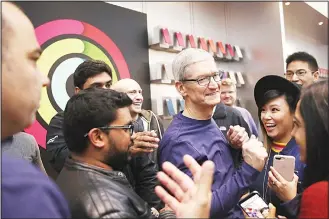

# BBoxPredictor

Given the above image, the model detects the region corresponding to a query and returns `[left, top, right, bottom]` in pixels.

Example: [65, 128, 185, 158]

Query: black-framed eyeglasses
[181, 71, 223, 86]
[83, 124, 134, 137]
[285, 69, 316, 79]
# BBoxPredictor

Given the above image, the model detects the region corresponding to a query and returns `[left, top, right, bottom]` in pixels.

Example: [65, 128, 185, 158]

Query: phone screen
[240, 193, 269, 218]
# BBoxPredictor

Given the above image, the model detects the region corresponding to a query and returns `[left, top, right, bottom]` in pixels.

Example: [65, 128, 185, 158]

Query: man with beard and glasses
[56, 88, 160, 218]
[47, 60, 166, 215]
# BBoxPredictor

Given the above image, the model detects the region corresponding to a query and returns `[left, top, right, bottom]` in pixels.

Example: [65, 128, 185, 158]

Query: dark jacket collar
[65, 157, 127, 179]
[213, 102, 227, 119]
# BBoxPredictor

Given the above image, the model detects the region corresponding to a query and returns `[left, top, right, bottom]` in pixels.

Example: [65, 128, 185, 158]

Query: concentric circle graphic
[25, 19, 131, 148]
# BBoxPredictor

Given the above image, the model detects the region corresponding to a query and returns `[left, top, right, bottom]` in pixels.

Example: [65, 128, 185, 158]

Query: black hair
[73, 60, 112, 89]
[63, 88, 132, 154]
[300, 80, 329, 188]
[286, 52, 319, 72]
[258, 89, 297, 114]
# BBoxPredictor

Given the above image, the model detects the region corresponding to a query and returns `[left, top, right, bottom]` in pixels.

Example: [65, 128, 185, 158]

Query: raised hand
[242, 135, 268, 171]
[227, 125, 249, 149]
[129, 131, 159, 155]
[268, 166, 298, 202]
[155, 155, 214, 218]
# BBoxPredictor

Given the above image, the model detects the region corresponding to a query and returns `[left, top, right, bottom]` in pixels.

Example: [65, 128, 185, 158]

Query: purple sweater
[2, 154, 70, 218]
[159, 112, 260, 219]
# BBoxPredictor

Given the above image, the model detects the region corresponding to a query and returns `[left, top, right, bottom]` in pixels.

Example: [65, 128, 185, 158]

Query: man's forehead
[185, 60, 217, 78]
[88, 72, 112, 83]
[221, 85, 235, 91]
[287, 61, 310, 70]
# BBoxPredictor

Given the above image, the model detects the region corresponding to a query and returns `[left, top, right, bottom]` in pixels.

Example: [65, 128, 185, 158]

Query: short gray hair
[172, 48, 214, 81]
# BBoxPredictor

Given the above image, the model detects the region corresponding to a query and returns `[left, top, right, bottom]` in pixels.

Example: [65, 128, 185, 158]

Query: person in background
[285, 51, 319, 87]
[268, 80, 329, 219]
[46, 60, 164, 213]
[1, 2, 70, 218]
[220, 78, 258, 136]
[46, 60, 114, 173]
[111, 78, 164, 163]
[251, 75, 305, 217]
[2, 132, 47, 174]
[159, 48, 268, 219]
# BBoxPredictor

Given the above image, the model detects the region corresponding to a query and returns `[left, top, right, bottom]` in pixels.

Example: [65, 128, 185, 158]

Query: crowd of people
[2, 2, 328, 219]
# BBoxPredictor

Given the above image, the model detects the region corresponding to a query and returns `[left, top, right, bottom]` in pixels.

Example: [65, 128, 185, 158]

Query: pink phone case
[273, 155, 295, 181]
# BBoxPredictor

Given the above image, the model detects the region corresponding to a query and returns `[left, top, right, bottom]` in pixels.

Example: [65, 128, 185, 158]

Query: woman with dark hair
[269, 80, 328, 218]
[250, 75, 305, 217]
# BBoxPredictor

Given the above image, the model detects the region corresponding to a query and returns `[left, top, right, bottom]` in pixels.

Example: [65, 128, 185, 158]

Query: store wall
[108, 2, 286, 124]
[283, 2, 328, 70]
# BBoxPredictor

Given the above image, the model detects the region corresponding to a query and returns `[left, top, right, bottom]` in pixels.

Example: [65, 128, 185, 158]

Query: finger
[130, 147, 154, 154]
[133, 140, 158, 149]
[155, 186, 179, 213]
[162, 162, 194, 192]
[157, 171, 185, 201]
[270, 166, 286, 183]
[250, 134, 256, 140]
[278, 215, 287, 219]
[227, 126, 234, 136]
[292, 174, 299, 183]
[241, 133, 249, 143]
[134, 135, 160, 143]
[268, 171, 278, 184]
[266, 203, 276, 218]
[232, 129, 246, 143]
[183, 155, 202, 179]
[195, 160, 214, 198]
[228, 129, 238, 140]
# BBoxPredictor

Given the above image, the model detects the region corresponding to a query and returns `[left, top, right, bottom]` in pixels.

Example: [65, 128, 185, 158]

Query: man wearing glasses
[285, 51, 319, 87]
[56, 88, 156, 218]
[158, 48, 268, 219]
[47, 60, 166, 216]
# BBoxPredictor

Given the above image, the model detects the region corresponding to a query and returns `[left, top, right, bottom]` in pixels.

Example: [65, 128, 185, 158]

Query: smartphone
[273, 155, 295, 181]
[239, 191, 269, 218]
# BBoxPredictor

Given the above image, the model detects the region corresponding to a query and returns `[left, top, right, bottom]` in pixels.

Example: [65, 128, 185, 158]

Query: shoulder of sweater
[304, 181, 328, 194]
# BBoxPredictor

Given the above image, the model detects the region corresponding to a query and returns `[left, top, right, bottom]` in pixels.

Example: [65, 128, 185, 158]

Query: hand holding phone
[239, 191, 270, 218]
[273, 155, 295, 181]
[268, 166, 299, 202]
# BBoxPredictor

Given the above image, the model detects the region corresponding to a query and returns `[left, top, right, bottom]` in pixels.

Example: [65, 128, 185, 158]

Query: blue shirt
[158, 112, 260, 219]
[2, 154, 71, 218]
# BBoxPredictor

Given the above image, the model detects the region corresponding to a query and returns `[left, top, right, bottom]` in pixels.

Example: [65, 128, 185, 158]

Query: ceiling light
[318, 21, 324, 25]
[285, 2, 290, 6]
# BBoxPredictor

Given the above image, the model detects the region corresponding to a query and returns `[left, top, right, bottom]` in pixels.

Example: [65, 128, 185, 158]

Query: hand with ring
[267, 166, 299, 202]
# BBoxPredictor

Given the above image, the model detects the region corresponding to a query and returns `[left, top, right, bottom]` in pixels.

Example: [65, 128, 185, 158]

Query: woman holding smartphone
[269, 80, 328, 218]
[249, 75, 305, 217]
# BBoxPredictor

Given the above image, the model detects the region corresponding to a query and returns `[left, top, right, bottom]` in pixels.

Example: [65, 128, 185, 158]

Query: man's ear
[313, 70, 319, 82]
[74, 87, 81, 94]
[87, 128, 106, 149]
[175, 81, 187, 98]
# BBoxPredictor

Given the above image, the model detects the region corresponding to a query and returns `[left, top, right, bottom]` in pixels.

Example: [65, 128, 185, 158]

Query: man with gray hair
[158, 48, 268, 218]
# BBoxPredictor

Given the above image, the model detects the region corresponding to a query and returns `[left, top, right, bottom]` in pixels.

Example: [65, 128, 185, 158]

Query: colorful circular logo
[25, 19, 131, 148]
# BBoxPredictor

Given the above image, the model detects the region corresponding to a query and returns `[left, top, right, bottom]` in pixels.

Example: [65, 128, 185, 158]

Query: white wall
[283, 2, 328, 70]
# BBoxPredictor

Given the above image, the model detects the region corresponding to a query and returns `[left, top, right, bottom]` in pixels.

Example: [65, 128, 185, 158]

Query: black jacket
[46, 111, 163, 210]
[213, 102, 252, 167]
[56, 158, 153, 219]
